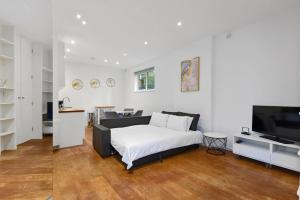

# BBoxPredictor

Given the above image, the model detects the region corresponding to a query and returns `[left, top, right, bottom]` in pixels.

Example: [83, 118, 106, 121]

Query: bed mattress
[111, 125, 202, 169]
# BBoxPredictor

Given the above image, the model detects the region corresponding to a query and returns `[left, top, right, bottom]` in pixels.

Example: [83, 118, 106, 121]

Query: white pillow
[166, 115, 188, 132]
[149, 112, 169, 128]
[186, 116, 193, 132]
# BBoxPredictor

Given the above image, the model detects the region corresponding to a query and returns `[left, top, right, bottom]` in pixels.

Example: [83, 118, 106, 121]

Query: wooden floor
[53, 128, 299, 200]
[0, 136, 53, 200]
[0, 129, 298, 199]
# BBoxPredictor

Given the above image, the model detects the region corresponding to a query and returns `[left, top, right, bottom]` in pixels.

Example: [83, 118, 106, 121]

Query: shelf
[234, 134, 300, 172]
[235, 134, 300, 149]
[0, 38, 14, 46]
[233, 137, 270, 163]
[0, 117, 14, 121]
[43, 80, 53, 83]
[42, 67, 53, 72]
[273, 150, 298, 158]
[0, 102, 14, 105]
[0, 25, 15, 155]
[0, 87, 14, 90]
[234, 142, 270, 152]
[0, 54, 13, 61]
[272, 151, 300, 171]
[0, 131, 14, 137]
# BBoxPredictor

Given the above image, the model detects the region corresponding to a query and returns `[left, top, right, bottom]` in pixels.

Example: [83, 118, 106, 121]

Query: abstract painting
[181, 57, 200, 92]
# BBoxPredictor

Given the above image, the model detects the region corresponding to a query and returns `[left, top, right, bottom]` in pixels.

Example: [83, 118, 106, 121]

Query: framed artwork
[181, 57, 200, 92]
[72, 79, 84, 90]
[90, 78, 100, 88]
[106, 78, 116, 87]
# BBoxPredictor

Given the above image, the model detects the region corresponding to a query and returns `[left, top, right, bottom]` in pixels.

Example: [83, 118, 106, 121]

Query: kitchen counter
[95, 105, 115, 109]
[59, 108, 85, 113]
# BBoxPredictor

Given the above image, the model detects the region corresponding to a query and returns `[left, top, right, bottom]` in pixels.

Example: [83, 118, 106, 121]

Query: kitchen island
[58, 108, 85, 148]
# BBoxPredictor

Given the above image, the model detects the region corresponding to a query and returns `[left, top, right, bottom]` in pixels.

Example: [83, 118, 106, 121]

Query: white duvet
[111, 125, 202, 169]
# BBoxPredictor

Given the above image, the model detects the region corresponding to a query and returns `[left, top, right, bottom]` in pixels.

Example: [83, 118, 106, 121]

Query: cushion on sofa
[162, 111, 200, 131]
[166, 115, 188, 132]
[149, 112, 169, 128]
[162, 111, 179, 115]
[177, 112, 200, 131]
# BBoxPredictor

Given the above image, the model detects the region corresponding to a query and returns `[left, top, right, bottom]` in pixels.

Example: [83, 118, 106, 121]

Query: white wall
[212, 7, 300, 148]
[124, 7, 300, 144]
[124, 37, 213, 131]
[52, 39, 64, 147]
[32, 44, 43, 139]
[59, 62, 125, 124]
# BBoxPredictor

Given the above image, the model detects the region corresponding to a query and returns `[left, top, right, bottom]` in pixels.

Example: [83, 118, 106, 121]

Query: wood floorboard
[0, 135, 53, 200]
[0, 128, 298, 199]
[53, 127, 298, 200]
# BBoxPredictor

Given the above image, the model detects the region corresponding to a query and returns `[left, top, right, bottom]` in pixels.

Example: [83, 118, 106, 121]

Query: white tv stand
[233, 133, 300, 172]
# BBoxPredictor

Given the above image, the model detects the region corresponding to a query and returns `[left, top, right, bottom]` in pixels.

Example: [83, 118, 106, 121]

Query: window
[134, 67, 155, 92]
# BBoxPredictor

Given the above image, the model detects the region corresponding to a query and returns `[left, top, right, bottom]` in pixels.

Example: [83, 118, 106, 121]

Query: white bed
[111, 125, 202, 169]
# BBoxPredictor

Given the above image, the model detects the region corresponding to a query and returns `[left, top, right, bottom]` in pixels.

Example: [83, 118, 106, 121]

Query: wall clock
[106, 78, 116, 87]
[72, 79, 84, 90]
[90, 78, 100, 88]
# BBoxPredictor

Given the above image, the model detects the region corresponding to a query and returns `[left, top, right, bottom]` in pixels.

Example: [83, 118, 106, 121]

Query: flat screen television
[47, 102, 53, 120]
[252, 105, 300, 144]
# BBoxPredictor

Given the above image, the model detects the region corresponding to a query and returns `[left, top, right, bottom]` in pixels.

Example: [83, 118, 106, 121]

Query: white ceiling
[0, 0, 52, 45]
[1, 0, 299, 68]
[54, 0, 300, 69]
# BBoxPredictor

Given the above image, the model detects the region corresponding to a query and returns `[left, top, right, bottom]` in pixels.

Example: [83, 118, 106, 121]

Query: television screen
[252, 105, 300, 142]
[47, 102, 53, 120]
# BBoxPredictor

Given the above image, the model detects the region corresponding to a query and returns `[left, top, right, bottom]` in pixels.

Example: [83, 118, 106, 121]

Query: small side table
[203, 132, 227, 155]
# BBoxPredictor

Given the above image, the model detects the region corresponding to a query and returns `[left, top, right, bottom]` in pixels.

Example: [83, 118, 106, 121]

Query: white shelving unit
[0, 24, 16, 155]
[233, 133, 300, 172]
[0, 38, 14, 46]
[0, 117, 14, 121]
[0, 102, 14, 105]
[0, 131, 13, 137]
[42, 66, 53, 73]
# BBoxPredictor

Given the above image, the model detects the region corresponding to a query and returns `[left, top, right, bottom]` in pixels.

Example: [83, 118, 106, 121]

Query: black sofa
[93, 114, 200, 170]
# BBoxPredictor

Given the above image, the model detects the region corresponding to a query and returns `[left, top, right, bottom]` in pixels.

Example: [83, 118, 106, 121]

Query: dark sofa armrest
[100, 116, 151, 129]
[93, 116, 152, 158]
[93, 124, 112, 158]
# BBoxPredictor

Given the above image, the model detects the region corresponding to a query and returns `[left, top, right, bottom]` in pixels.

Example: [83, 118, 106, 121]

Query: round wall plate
[72, 79, 84, 90]
[106, 78, 116, 87]
[90, 78, 100, 88]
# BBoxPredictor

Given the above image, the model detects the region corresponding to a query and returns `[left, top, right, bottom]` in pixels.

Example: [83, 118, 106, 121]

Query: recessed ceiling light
[116, 61, 120, 65]
[71, 40, 75, 45]
[82, 20, 87, 25]
[76, 14, 81, 19]
[123, 53, 127, 57]
[66, 48, 71, 52]
[104, 59, 108, 63]
[177, 21, 182, 27]
[144, 41, 148, 45]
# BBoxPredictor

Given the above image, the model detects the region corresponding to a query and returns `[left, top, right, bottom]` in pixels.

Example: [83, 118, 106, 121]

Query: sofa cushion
[162, 111, 179, 116]
[162, 111, 200, 131]
[177, 112, 200, 131]
[149, 112, 169, 128]
[166, 115, 189, 132]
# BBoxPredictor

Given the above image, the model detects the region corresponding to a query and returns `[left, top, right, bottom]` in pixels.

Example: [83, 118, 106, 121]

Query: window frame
[134, 67, 155, 92]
